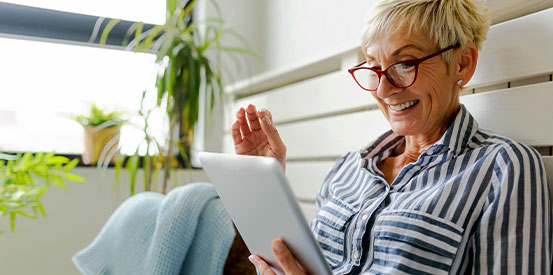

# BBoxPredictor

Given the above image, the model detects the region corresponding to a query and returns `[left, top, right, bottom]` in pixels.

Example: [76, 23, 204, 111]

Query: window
[0, 2, 168, 156]
[0, 37, 166, 155]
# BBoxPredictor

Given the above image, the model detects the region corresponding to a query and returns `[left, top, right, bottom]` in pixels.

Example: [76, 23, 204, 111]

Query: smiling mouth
[389, 100, 420, 111]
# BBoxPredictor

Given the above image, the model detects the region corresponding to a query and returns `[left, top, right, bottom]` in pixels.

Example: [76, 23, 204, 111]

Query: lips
[389, 100, 419, 111]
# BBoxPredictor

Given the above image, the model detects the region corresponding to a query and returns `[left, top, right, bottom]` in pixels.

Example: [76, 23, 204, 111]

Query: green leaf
[141, 25, 165, 50]
[10, 212, 16, 232]
[16, 210, 37, 219]
[126, 154, 139, 195]
[47, 156, 69, 165]
[143, 155, 150, 191]
[36, 203, 47, 217]
[64, 173, 85, 182]
[114, 155, 126, 186]
[52, 175, 67, 191]
[121, 22, 143, 47]
[63, 158, 79, 172]
[100, 19, 122, 45]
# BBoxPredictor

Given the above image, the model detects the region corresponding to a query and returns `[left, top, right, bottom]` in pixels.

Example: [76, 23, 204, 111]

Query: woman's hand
[232, 104, 287, 171]
[248, 239, 307, 275]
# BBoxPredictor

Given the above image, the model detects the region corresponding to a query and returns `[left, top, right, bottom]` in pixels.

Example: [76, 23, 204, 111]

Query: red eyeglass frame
[348, 43, 460, 91]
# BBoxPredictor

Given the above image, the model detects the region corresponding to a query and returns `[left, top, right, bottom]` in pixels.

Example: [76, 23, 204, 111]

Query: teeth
[390, 100, 419, 111]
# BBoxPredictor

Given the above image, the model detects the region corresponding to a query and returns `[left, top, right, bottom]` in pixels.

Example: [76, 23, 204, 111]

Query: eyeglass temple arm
[417, 43, 461, 63]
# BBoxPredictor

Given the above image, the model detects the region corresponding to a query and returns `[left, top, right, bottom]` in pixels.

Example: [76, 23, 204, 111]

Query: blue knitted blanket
[73, 182, 235, 275]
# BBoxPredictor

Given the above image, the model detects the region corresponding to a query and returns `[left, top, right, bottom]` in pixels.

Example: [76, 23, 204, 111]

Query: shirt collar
[359, 104, 479, 159]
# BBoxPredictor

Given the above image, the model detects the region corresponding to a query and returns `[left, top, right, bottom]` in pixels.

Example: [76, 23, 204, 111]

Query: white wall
[0, 167, 209, 275]
[204, 0, 373, 83]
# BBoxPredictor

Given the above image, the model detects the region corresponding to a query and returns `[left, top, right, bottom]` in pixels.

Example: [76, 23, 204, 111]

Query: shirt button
[427, 149, 434, 155]
[353, 250, 360, 259]
[361, 214, 368, 220]
[413, 165, 421, 171]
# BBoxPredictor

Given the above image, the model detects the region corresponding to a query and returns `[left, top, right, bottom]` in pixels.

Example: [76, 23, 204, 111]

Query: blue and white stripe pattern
[310, 105, 552, 274]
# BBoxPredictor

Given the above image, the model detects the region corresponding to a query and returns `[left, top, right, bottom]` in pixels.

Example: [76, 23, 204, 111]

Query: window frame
[0, 2, 157, 48]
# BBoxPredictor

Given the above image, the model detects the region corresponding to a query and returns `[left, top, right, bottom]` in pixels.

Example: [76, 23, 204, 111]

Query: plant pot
[82, 126, 120, 165]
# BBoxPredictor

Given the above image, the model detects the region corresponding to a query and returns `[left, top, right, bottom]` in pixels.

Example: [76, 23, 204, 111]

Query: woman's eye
[399, 63, 415, 69]
[395, 63, 416, 71]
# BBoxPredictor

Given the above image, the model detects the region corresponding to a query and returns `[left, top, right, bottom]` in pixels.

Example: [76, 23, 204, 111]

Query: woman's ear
[456, 42, 478, 85]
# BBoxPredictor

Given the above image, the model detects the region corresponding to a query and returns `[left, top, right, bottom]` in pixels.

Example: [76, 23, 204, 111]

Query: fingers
[232, 105, 271, 141]
[246, 104, 262, 131]
[248, 254, 277, 275]
[236, 107, 251, 136]
[259, 111, 286, 154]
[231, 119, 243, 145]
[272, 239, 305, 274]
[258, 107, 272, 122]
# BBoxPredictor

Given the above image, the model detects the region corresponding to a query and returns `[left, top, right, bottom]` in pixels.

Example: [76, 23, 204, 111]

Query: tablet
[198, 152, 332, 275]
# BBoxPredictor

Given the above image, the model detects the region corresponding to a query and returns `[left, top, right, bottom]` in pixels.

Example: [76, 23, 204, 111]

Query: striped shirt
[310, 104, 552, 274]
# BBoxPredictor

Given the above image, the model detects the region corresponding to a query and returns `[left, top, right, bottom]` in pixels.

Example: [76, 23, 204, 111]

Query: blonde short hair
[362, 0, 490, 68]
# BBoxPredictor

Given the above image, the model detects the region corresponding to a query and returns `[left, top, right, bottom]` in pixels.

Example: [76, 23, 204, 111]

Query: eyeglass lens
[353, 62, 416, 91]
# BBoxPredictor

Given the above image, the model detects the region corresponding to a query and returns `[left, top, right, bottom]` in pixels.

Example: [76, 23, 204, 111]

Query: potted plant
[71, 104, 126, 165]
[0, 152, 84, 233]
[98, 0, 254, 193]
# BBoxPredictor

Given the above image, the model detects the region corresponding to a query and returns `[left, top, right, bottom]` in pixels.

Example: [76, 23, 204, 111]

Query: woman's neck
[396, 105, 460, 164]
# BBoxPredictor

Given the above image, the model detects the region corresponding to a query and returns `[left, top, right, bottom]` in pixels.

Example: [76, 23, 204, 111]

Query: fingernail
[248, 255, 256, 263]
[275, 243, 284, 253]
[264, 115, 272, 125]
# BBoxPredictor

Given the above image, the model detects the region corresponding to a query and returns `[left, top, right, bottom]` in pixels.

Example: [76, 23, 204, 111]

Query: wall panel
[286, 161, 336, 201]
[468, 8, 553, 88]
[461, 81, 553, 146]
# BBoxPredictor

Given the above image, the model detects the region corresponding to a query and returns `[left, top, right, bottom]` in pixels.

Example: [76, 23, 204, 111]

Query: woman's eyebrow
[392, 44, 426, 56]
[365, 44, 426, 61]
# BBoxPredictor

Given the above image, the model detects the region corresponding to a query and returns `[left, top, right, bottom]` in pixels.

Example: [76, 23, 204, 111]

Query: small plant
[71, 103, 126, 128]
[0, 152, 84, 233]
[71, 104, 128, 165]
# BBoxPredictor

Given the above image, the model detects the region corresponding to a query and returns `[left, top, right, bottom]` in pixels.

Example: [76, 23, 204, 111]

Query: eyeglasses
[348, 44, 459, 91]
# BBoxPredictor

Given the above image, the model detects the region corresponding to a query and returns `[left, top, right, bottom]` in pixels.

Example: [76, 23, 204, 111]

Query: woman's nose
[376, 75, 402, 99]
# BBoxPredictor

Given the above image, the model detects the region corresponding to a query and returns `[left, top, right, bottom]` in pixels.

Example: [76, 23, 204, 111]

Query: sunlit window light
[0, 37, 167, 156]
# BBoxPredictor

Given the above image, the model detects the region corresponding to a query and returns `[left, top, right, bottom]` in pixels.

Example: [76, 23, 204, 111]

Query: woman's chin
[389, 123, 421, 137]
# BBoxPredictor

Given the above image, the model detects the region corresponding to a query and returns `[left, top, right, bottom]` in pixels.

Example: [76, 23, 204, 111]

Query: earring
[457, 80, 464, 86]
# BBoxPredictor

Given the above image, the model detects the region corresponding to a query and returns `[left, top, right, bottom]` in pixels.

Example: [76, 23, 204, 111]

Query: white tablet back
[198, 152, 332, 275]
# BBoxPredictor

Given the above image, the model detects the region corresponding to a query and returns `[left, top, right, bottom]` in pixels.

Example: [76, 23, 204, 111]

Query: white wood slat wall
[468, 7, 553, 88]
[299, 202, 319, 224]
[228, 71, 377, 127]
[286, 161, 335, 201]
[220, 8, 553, 220]
[460, 82, 553, 146]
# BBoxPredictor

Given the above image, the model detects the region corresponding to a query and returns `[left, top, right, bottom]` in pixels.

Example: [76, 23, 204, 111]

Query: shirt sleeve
[471, 143, 552, 274]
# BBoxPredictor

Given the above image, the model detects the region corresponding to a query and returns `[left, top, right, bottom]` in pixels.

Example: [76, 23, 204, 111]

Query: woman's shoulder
[471, 128, 545, 182]
[470, 128, 542, 160]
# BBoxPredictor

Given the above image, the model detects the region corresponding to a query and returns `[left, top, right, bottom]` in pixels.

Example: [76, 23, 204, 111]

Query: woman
[233, 0, 552, 274]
